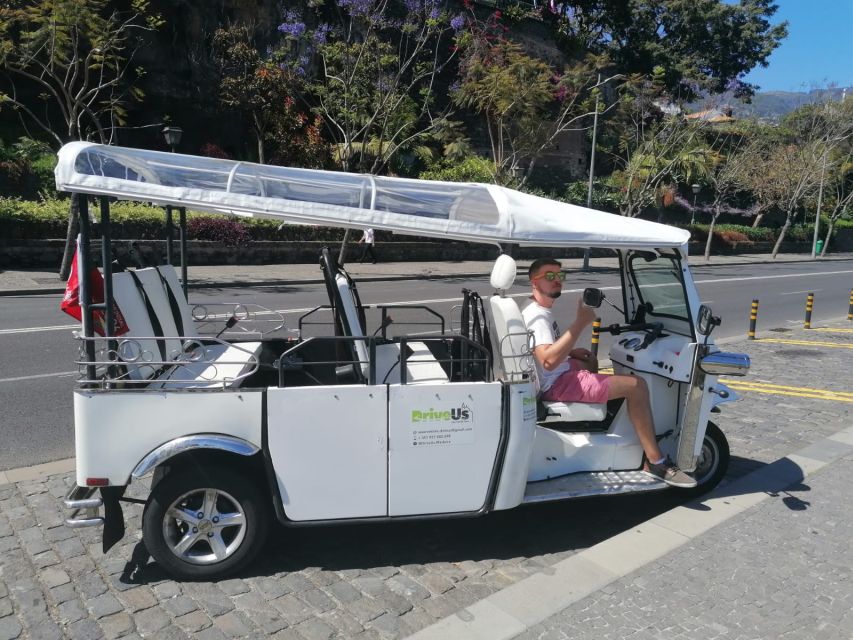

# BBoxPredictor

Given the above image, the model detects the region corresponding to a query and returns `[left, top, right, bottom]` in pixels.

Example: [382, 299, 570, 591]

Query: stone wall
[0, 237, 829, 269]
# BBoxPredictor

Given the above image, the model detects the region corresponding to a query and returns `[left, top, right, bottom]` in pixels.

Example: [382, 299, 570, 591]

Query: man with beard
[521, 258, 696, 488]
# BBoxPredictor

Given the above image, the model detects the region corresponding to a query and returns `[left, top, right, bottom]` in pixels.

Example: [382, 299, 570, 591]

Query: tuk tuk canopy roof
[55, 142, 690, 250]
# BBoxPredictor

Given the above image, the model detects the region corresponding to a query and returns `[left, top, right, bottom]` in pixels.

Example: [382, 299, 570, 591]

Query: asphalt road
[0, 259, 851, 471]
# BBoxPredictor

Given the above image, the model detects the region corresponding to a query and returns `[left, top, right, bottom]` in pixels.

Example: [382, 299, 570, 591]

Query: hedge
[1, 197, 849, 245]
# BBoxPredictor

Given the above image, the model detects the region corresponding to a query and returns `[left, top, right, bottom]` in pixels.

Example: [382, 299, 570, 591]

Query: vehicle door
[387, 381, 503, 516]
[267, 384, 388, 521]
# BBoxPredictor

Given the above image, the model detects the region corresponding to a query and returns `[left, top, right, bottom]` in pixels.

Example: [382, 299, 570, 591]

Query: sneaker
[645, 457, 697, 488]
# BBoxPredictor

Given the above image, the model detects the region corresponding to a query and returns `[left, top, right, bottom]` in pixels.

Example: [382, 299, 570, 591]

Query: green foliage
[419, 156, 497, 183]
[0, 0, 161, 145]
[547, 0, 787, 101]
[0, 197, 350, 242]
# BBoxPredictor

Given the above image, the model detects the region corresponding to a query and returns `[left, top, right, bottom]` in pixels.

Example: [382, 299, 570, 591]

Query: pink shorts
[541, 368, 611, 404]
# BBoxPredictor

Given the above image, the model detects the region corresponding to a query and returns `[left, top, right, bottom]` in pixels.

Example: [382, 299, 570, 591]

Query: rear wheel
[142, 466, 269, 580]
[685, 421, 730, 496]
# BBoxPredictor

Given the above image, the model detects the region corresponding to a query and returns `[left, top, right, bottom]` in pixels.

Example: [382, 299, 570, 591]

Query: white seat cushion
[148, 342, 263, 389]
[375, 342, 448, 384]
[540, 401, 607, 422]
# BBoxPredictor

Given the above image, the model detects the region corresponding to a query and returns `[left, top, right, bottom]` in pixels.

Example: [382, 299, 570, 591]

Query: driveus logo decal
[410, 403, 474, 446]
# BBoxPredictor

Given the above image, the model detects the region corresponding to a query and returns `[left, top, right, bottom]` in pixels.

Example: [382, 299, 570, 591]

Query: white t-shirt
[361, 228, 375, 245]
[522, 300, 570, 392]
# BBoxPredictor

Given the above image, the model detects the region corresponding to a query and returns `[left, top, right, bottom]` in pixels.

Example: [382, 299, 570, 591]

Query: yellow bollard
[804, 292, 814, 329]
[591, 317, 601, 357]
[748, 299, 759, 340]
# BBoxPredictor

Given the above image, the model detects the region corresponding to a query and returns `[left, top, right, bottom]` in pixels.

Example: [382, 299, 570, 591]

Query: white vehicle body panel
[388, 382, 502, 515]
[73, 390, 262, 486]
[267, 385, 388, 521]
[493, 383, 538, 510]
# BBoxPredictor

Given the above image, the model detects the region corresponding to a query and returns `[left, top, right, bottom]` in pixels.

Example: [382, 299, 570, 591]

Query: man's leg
[606, 374, 696, 487]
[606, 375, 663, 462]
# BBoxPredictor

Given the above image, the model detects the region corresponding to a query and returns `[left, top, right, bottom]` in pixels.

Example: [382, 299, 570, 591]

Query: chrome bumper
[64, 485, 104, 528]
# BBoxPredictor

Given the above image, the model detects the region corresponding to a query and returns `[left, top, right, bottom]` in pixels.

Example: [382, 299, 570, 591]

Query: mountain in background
[690, 86, 851, 122]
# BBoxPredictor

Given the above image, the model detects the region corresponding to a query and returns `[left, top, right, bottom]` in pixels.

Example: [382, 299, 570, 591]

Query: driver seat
[488, 255, 606, 422]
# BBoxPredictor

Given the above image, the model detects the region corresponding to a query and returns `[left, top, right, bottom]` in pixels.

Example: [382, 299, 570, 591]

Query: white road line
[0, 324, 77, 335]
[6, 270, 852, 335]
[0, 371, 77, 384]
[780, 289, 822, 296]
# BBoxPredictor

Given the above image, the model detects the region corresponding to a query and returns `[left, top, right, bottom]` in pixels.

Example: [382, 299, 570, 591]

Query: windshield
[628, 253, 690, 323]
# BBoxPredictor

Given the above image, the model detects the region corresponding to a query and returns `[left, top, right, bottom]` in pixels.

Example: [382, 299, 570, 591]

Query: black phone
[582, 287, 604, 308]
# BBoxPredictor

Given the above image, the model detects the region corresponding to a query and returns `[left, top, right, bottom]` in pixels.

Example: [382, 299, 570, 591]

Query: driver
[522, 258, 696, 489]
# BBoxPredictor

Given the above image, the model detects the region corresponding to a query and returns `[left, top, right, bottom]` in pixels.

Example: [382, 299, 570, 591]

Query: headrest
[490, 254, 517, 291]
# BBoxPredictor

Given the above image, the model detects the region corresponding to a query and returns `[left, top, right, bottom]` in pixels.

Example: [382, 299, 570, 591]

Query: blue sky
[733, 0, 853, 92]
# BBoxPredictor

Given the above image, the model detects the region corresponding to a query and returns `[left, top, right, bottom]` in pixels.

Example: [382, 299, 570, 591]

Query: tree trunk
[821, 220, 835, 257]
[58, 193, 81, 281]
[751, 212, 764, 228]
[704, 207, 721, 262]
[338, 229, 352, 265]
[771, 216, 792, 258]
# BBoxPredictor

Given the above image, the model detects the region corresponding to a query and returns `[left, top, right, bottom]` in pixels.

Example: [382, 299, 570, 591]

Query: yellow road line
[757, 338, 853, 349]
[720, 379, 853, 398]
[722, 384, 853, 403]
[810, 327, 853, 334]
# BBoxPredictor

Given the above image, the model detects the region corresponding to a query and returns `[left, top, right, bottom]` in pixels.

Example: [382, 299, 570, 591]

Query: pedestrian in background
[358, 227, 378, 263]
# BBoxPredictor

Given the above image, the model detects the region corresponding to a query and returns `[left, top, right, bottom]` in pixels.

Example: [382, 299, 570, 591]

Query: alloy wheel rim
[162, 488, 247, 565]
[694, 436, 720, 485]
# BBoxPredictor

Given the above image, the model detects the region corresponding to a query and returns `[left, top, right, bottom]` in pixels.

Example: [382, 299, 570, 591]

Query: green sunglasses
[533, 270, 566, 282]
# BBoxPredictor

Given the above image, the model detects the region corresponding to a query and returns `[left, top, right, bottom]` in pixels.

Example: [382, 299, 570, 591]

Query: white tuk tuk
[57, 142, 749, 579]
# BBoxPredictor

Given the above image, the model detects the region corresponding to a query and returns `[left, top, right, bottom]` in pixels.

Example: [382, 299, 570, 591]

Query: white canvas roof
[55, 142, 690, 250]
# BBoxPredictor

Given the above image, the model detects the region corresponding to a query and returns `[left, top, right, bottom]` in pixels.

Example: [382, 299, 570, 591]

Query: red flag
[61, 240, 130, 336]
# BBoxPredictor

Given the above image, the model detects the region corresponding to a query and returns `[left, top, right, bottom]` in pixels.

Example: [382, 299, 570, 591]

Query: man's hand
[575, 297, 597, 327]
[569, 347, 593, 360]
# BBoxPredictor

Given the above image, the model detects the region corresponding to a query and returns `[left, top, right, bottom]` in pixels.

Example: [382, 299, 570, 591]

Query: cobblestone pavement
[514, 451, 853, 640]
[0, 321, 850, 639]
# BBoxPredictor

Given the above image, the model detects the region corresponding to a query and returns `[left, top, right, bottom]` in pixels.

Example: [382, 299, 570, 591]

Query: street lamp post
[161, 126, 183, 271]
[162, 126, 183, 153]
[690, 183, 700, 226]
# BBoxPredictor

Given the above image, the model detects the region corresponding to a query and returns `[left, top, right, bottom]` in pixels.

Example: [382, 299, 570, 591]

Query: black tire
[142, 465, 269, 580]
[683, 421, 730, 497]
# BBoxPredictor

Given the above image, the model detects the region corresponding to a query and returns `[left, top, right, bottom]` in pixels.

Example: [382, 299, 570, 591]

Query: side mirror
[582, 288, 604, 308]
[697, 304, 721, 336]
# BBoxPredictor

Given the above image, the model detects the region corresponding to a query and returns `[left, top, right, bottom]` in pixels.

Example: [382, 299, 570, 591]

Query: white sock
[651, 456, 666, 465]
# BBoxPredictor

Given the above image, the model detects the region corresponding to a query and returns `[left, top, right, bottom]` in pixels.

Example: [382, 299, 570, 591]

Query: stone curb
[0, 457, 76, 487]
[403, 424, 853, 640]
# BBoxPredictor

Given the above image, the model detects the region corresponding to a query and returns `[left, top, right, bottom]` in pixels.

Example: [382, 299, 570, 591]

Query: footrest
[522, 469, 667, 504]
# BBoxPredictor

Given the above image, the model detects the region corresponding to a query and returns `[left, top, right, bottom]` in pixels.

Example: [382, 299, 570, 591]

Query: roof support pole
[100, 197, 117, 363]
[165, 205, 174, 265]
[179, 207, 188, 299]
[77, 196, 96, 384]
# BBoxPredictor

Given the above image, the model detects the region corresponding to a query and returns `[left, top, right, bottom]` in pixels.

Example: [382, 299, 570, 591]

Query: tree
[761, 100, 853, 257]
[820, 151, 853, 256]
[275, 0, 460, 260]
[453, 8, 613, 184]
[544, 0, 788, 101]
[0, 0, 161, 278]
[212, 24, 326, 167]
[609, 115, 706, 218]
[700, 130, 755, 260]
[276, 0, 459, 175]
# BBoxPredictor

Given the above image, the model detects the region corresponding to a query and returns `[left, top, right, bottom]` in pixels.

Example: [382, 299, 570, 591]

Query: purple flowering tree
[275, 0, 460, 175]
[453, 8, 614, 185]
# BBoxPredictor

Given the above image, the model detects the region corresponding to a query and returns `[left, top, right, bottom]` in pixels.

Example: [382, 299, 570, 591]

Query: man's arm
[532, 300, 596, 371]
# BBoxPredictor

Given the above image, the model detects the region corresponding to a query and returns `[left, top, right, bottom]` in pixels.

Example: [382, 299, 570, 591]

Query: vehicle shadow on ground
[128, 489, 689, 584]
[127, 456, 804, 583]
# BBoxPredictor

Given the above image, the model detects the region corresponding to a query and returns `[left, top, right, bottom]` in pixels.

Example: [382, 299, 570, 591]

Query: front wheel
[142, 466, 269, 580]
[684, 421, 730, 497]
